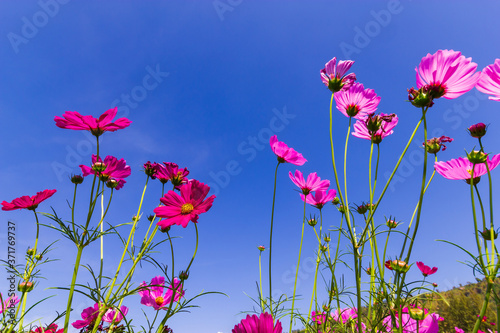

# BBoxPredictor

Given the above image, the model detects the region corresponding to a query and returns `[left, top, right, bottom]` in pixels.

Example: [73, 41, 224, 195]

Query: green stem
[268, 162, 280, 315]
[473, 282, 493, 333]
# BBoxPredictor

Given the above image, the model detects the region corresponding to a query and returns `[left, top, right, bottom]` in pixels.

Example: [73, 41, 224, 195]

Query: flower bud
[106, 179, 119, 189]
[408, 307, 426, 321]
[407, 87, 433, 108]
[143, 161, 157, 179]
[423, 136, 453, 154]
[390, 260, 410, 273]
[71, 174, 84, 184]
[257, 245, 265, 251]
[468, 123, 487, 138]
[147, 215, 155, 222]
[432, 283, 438, 288]
[35, 254, 43, 261]
[320, 244, 327, 252]
[159, 226, 171, 233]
[18, 281, 34, 293]
[365, 267, 374, 275]
[356, 203, 368, 215]
[92, 162, 106, 172]
[179, 270, 189, 281]
[386, 217, 398, 229]
[385, 260, 393, 270]
[332, 197, 340, 205]
[337, 205, 348, 214]
[480, 228, 498, 241]
[132, 215, 140, 222]
[467, 150, 488, 164]
[323, 235, 331, 243]
[26, 248, 35, 256]
[322, 304, 330, 312]
[308, 218, 318, 227]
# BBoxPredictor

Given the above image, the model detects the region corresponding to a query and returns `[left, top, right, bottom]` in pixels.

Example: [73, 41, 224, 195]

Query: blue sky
[2, 1, 500, 332]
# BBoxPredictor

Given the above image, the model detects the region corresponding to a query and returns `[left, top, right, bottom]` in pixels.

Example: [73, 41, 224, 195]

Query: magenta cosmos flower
[320, 57, 356, 93]
[139, 276, 184, 310]
[269, 135, 307, 166]
[383, 308, 440, 333]
[102, 305, 128, 324]
[154, 180, 216, 229]
[476, 59, 500, 101]
[300, 189, 336, 209]
[334, 82, 381, 119]
[80, 155, 131, 190]
[72, 303, 100, 329]
[154, 162, 190, 187]
[54, 107, 131, 137]
[416, 261, 438, 277]
[352, 112, 398, 144]
[416, 49, 480, 100]
[232, 312, 282, 333]
[0, 294, 19, 314]
[435, 154, 500, 183]
[30, 324, 64, 333]
[2, 189, 56, 211]
[289, 170, 330, 195]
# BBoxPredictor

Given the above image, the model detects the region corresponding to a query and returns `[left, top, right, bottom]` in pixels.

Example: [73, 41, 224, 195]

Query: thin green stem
[268, 162, 280, 315]
[290, 198, 307, 332]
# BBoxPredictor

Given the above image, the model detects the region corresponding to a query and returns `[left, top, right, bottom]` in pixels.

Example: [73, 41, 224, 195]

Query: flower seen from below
[435, 154, 500, 184]
[423, 136, 453, 154]
[416, 261, 438, 277]
[72, 303, 100, 329]
[30, 324, 64, 333]
[54, 107, 131, 137]
[476, 59, 500, 101]
[320, 57, 356, 93]
[80, 155, 131, 190]
[300, 189, 337, 209]
[289, 170, 330, 195]
[154, 179, 216, 229]
[232, 312, 282, 333]
[352, 112, 398, 144]
[154, 162, 190, 187]
[416, 49, 480, 100]
[334, 82, 381, 119]
[2, 189, 57, 211]
[468, 123, 488, 138]
[102, 305, 128, 324]
[139, 276, 184, 311]
[269, 135, 307, 165]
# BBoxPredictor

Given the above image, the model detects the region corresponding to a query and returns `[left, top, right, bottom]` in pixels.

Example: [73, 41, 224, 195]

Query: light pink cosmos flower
[2, 189, 57, 211]
[289, 170, 330, 195]
[455, 328, 465, 333]
[0, 294, 19, 314]
[102, 305, 128, 324]
[80, 155, 131, 190]
[476, 59, 500, 101]
[54, 107, 131, 137]
[269, 135, 307, 166]
[300, 189, 336, 209]
[138, 276, 184, 310]
[154, 180, 216, 229]
[383, 308, 440, 333]
[320, 57, 356, 93]
[435, 154, 500, 183]
[232, 312, 282, 333]
[72, 303, 100, 329]
[334, 82, 381, 119]
[416, 49, 480, 100]
[416, 261, 438, 277]
[352, 113, 398, 144]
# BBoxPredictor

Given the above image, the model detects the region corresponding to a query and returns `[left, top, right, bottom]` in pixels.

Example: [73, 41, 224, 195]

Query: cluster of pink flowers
[72, 303, 129, 329]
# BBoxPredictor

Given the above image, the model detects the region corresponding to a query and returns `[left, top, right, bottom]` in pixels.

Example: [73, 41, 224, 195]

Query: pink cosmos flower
[80, 155, 131, 190]
[154, 162, 190, 187]
[72, 303, 100, 329]
[269, 135, 307, 166]
[138, 276, 184, 310]
[416, 261, 438, 277]
[416, 49, 480, 100]
[476, 59, 500, 101]
[54, 107, 131, 137]
[2, 189, 57, 211]
[30, 324, 64, 333]
[334, 82, 381, 119]
[320, 57, 356, 93]
[332, 308, 367, 332]
[289, 170, 330, 195]
[300, 189, 337, 209]
[455, 328, 465, 333]
[383, 308, 440, 333]
[352, 113, 398, 144]
[232, 312, 282, 333]
[468, 123, 488, 138]
[0, 294, 19, 314]
[102, 305, 128, 324]
[311, 311, 328, 325]
[154, 179, 216, 229]
[435, 154, 500, 183]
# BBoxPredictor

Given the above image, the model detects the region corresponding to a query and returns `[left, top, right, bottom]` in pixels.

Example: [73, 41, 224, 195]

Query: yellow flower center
[181, 203, 194, 214]
[155, 296, 164, 306]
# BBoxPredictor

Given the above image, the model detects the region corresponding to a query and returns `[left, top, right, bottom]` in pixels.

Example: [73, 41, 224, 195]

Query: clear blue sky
[1, 1, 500, 332]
